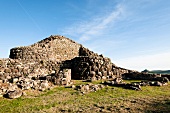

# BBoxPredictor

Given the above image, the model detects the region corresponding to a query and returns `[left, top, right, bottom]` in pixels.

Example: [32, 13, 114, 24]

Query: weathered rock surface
[122, 72, 161, 80]
[75, 83, 105, 94]
[6, 89, 22, 99]
[0, 35, 132, 83]
[104, 77, 169, 90]
[0, 68, 72, 98]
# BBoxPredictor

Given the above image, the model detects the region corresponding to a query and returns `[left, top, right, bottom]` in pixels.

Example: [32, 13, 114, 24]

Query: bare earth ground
[0, 80, 169, 113]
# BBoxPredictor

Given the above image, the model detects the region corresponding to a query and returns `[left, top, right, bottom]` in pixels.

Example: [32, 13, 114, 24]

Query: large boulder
[6, 89, 22, 99]
[75, 83, 105, 94]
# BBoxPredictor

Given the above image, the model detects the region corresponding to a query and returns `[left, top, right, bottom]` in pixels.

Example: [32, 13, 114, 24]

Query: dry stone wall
[122, 72, 162, 80]
[70, 56, 130, 80]
[61, 46, 131, 80]
[10, 35, 81, 62]
[0, 35, 169, 98]
[0, 58, 60, 79]
[1, 35, 133, 81]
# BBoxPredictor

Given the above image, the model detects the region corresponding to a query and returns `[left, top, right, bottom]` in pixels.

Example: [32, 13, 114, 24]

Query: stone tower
[0, 35, 131, 80]
[9, 35, 81, 62]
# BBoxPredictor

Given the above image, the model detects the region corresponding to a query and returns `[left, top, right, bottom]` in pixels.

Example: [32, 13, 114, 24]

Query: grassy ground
[0, 80, 169, 113]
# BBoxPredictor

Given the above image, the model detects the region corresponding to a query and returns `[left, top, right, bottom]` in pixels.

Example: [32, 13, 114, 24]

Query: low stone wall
[0, 58, 61, 84]
[104, 77, 169, 91]
[161, 74, 170, 80]
[122, 72, 161, 80]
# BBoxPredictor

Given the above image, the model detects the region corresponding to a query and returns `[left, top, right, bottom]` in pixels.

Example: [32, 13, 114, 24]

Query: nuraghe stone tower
[0, 35, 168, 99]
[1, 35, 132, 81]
[10, 35, 81, 62]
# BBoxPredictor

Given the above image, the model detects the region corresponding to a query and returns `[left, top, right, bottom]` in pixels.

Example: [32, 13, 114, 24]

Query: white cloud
[80, 5, 124, 42]
[62, 4, 125, 42]
[61, 0, 170, 72]
[115, 52, 170, 71]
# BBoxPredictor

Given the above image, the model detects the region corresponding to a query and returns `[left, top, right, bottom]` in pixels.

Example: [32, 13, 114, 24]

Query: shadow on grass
[144, 99, 170, 113]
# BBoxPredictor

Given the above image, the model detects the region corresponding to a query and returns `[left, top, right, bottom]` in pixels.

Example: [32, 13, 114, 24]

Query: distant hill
[142, 69, 170, 74]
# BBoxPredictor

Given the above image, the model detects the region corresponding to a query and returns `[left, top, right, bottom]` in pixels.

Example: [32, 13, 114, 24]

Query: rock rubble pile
[0, 69, 72, 98]
[104, 77, 169, 91]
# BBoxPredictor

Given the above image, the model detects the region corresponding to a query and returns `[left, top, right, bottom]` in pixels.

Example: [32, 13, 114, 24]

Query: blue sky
[0, 0, 170, 71]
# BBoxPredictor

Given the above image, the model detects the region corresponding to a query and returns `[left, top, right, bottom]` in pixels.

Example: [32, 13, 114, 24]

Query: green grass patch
[0, 80, 169, 113]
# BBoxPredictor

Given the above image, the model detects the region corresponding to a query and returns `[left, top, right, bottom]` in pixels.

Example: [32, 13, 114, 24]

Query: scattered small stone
[71, 85, 76, 89]
[104, 76, 169, 91]
[22, 91, 27, 96]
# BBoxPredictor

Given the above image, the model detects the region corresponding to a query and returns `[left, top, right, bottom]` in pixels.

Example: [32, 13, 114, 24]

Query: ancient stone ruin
[0, 35, 169, 98]
[1, 35, 131, 82]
